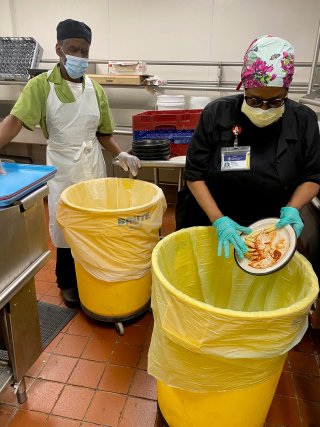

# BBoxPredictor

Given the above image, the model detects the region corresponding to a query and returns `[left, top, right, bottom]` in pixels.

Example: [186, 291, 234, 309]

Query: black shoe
[60, 287, 80, 308]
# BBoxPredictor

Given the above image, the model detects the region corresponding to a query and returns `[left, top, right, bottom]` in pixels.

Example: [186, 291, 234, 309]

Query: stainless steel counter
[0, 185, 50, 403]
[112, 156, 186, 190]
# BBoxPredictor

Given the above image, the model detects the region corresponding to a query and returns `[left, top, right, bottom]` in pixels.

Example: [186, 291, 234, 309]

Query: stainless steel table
[113, 156, 186, 190]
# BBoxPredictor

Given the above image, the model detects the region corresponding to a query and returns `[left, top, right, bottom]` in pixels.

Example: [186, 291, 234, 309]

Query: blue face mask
[61, 49, 89, 79]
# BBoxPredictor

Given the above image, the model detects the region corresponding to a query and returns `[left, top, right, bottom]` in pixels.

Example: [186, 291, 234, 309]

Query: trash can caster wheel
[115, 322, 124, 335]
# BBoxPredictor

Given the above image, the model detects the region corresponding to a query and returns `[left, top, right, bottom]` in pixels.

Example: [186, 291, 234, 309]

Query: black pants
[175, 187, 211, 230]
[56, 248, 78, 290]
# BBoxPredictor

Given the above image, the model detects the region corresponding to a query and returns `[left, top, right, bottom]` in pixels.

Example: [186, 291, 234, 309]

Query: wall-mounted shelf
[36, 58, 316, 93]
[0, 58, 316, 97]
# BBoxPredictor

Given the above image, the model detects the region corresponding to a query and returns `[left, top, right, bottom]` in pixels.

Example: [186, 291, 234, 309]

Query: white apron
[46, 71, 106, 248]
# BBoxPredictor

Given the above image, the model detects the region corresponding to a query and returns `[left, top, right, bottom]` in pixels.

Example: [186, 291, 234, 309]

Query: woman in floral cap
[176, 35, 320, 259]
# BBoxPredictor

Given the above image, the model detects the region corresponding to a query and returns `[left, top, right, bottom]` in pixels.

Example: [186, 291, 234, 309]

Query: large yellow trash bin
[148, 226, 319, 427]
[56, 178, 166, 327]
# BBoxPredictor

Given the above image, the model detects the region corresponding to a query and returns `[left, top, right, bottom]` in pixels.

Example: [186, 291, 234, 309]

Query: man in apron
[0, 19, 141, 307]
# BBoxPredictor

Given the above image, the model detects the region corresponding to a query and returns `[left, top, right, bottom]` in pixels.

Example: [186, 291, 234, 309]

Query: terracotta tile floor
[1, 184, 320, 426]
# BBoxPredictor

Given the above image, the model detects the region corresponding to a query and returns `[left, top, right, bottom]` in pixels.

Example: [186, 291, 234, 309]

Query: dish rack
[0, 37, 43, 81]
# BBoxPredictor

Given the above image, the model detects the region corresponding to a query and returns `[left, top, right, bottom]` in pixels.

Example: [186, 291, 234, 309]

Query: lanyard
[221, 124, 251, 171]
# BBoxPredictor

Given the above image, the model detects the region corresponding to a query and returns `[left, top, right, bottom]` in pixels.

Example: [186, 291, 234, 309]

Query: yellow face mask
[241, 100, 285, 128]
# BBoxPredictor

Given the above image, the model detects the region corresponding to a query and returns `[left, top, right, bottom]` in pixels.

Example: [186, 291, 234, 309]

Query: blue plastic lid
[0, 162, 57, 207]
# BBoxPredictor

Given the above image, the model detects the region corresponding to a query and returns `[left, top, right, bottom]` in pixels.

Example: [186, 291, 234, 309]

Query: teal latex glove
[276, 206, 304, 237]
[212, 216, 252, 259]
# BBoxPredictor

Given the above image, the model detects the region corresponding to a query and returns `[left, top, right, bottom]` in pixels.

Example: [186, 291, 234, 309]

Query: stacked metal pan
[132, 139, 170, 160]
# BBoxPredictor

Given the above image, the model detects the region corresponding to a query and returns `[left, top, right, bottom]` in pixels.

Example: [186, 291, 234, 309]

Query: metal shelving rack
[0, 58, 315, 96]
[34, 58, 314, 94]
[299, 19, 320, 108]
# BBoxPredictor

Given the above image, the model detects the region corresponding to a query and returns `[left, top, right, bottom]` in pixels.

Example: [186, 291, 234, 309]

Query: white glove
[116, 152, 141, 177]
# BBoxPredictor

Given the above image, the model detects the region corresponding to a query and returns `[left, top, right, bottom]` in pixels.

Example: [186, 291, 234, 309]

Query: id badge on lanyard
[221, 125, 251, 172]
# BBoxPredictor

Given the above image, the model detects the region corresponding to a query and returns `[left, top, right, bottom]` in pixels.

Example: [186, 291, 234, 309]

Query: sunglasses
[245, 96, 288, 109]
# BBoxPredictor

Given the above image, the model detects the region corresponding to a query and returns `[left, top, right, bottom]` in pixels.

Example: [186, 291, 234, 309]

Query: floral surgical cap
[239, 35, 295, 89]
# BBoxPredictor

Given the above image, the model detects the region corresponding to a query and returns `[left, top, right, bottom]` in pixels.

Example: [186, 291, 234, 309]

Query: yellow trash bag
[148, 226, 319, 391]
[57, 178, 167, 282]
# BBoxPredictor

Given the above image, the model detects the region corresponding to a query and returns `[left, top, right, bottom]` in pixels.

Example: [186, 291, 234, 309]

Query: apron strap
[73, 139, 97, 180]
[73, 139, 95, 161]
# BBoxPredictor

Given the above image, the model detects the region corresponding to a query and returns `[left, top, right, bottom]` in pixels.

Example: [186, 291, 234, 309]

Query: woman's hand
[276, 207, 304, 237]
[279, 182, 319, 237]
[212, 216, 252, 259]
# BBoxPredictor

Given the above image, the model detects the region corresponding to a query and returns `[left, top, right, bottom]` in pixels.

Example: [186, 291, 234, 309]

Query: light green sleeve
[92, 80, 115, 134]
[10, 74, 49, 136]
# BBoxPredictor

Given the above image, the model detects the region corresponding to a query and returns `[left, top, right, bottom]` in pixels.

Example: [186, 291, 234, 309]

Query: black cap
[57, 19, 92, 44]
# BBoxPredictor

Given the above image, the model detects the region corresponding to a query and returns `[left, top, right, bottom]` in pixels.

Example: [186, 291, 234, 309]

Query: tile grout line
[23, 310, 85, 423]
[117, 321, 156, 427]
[103, 328, 142, 427]
[0, 322, 156, 426]
[282, 352, 301, 426]
[73, 323, 121, 425]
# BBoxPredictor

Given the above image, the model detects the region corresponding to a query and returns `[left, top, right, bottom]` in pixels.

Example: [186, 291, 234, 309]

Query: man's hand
[116, 152, 141, 177]
[0, 115, 23, 149]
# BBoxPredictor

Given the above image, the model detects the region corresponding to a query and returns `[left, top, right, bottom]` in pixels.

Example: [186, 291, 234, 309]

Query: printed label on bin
[118, 212, 150, 225]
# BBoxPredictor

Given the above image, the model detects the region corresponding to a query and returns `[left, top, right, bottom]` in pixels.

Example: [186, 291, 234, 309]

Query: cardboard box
[108, 61, 147, 75]
[87, 74, 150, 85]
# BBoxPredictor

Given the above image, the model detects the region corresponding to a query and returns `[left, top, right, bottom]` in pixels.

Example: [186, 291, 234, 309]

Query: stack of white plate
[156, 95, 185, 110]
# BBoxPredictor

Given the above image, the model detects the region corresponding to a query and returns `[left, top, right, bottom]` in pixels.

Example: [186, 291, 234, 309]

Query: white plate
[234, 217, 297, 276]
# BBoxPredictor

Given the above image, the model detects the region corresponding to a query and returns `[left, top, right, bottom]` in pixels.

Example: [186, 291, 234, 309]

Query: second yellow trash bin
[57, 178, 167, 333]
[148, 226, 319, 427]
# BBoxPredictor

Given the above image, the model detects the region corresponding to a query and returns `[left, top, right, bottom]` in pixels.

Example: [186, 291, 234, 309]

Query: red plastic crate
[170, 143, 189, 157]
[132, 109, 202, 157]
[132, 109, 202, 131]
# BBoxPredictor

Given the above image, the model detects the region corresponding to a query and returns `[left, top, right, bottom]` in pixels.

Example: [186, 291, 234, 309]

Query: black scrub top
[176, 94, 320, 228]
